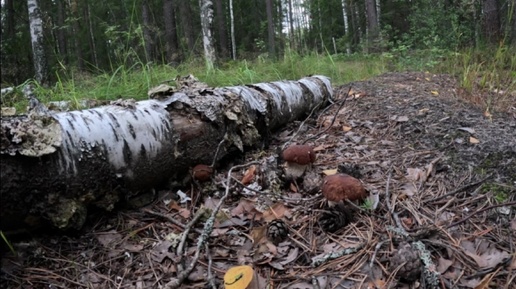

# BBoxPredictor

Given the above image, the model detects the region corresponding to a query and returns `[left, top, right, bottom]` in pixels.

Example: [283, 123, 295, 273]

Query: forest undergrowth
[1, 46, 515, 117]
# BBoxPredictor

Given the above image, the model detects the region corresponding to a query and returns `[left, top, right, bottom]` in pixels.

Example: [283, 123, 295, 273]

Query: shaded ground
[1, 72, 515, 289]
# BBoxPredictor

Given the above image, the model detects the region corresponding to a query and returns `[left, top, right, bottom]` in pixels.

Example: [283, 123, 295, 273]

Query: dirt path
[1, 72, 515, 289]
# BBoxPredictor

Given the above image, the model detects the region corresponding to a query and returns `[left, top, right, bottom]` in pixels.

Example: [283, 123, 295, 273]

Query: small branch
[176, 209, 206, 271]
[311, 243, 365, 267]
[141, 209, 185, 229]
[425, 174, 492, 204]
[283, 100, 324, 150]
[303, 86, 351, 145]
[211, 134, 227, 168]
[164, 161, 260, 289]
[446, 201, 516, 229]
[205, 243, 217, 289]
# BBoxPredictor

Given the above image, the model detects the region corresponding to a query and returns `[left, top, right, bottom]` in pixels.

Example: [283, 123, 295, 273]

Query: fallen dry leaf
[431, 90, 439, 95]
[469, 137, 480, 144]
[262, 203, 291, 222]
[323, 168, 338, 176]
[437, 257, 453, 273]
[241, 165, 256, 185]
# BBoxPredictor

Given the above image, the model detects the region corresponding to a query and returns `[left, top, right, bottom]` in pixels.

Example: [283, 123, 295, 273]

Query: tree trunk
[199, 0, 216, 69]
[214, 0, 228, 58]
[56, 0, 68, 65]
[229, 0, 236, 59]
[27, 0, 49, 85]
[482, 0, 501, 44]
[178, 0, 196, 53]
[164, 0, 180, 63]
[142, 0, 154, 62]
[1, 76, 333, 231]
[365, 0, 379, 52]
[288, 0, 296, 49]
[266, 0, 275, 59]
[70, 0, 84, 70]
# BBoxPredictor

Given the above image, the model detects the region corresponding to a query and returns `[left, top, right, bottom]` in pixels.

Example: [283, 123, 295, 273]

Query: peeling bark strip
[0, 76, 333, 230]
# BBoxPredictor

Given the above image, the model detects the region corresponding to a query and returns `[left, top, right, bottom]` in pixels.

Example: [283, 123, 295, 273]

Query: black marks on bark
[122, 140, 132, 165]
[140, 144, 147, 158]
[108, 113, 121, 128]
[67, 119, 75, 130]
[131, 111, 138, 121]
[151, 128, 157, 138]
[109, 123, 119, 142]
[93, 110, 103, 120]
[127, 123, 136, 139]
[143, 108, 152, 116]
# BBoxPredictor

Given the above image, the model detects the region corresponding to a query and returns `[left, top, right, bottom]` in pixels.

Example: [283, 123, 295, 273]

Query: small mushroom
[192, 164, 213, 182]
[321, 173, 368, 206]
[282, 144, 316, 179]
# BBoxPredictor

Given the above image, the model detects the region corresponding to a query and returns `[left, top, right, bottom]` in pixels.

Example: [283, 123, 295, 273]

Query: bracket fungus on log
[0, 75, 333, 230]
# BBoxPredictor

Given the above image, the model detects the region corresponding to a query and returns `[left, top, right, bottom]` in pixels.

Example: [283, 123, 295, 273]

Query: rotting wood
[0, 75, 333, 230]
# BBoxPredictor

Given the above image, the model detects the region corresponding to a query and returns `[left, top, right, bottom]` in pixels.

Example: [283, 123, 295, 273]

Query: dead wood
[0, 76, 332, 230]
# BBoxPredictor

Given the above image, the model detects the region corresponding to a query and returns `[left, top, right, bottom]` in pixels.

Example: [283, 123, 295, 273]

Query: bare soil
[1, 72, 515, 289]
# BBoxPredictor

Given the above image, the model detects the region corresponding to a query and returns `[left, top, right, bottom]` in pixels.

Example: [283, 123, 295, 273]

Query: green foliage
[4, 53, 385, 111]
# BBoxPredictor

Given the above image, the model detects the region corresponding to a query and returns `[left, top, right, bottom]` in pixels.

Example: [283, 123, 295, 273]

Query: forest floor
[1, 72, 515, 289]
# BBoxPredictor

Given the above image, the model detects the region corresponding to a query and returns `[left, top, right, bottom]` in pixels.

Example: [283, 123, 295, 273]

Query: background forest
[1, 0, 515, 112]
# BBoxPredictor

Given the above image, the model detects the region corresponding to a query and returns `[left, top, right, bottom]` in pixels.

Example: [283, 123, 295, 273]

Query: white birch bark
[1, 76, 333, 229]
[229, 0, 236, 60]
[27, 0, 48, 84]
[199, 0, 216, 69]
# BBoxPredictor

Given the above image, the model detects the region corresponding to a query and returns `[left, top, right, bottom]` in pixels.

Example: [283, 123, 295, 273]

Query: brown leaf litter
[1, 72, 515, 289]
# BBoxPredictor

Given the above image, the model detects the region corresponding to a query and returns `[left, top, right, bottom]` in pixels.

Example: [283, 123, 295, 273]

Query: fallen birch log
[1, 75, 332, 230]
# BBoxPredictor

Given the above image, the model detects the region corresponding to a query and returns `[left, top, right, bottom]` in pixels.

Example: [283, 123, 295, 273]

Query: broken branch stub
[0, 75, 333, 230]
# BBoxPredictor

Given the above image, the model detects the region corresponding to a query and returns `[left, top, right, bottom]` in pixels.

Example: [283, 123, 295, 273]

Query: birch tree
[1, 76, 333, 230]
[27, 0, 49, 85]
[199, 0, 216, 69]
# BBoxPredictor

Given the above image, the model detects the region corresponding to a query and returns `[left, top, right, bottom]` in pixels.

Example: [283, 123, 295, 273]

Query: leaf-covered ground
[1, 72, 515, 289]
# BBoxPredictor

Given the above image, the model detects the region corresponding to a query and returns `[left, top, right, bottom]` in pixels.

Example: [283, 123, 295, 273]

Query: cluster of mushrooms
[190, 143, 369, 233]
[282, 144, 368, 206]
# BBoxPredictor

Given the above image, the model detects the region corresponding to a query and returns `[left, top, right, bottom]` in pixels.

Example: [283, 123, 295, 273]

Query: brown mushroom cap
[192, 164, 213, 182]
[321, 173, 368, 202]
[282, 145, 316, 165]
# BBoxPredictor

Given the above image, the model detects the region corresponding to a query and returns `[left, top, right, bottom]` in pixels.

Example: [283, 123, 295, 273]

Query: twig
[446, 201, 516, 229]
[211, 134, 227, 168]
[176, 209, 206, 272]
[311, 243, 365, 267]
[282, 100, 324, 150]
[141, 209, 185, 229]
[205, 243, 217, 289]
[303, 85, 351, 145]
[369, 239, 390, 271]
[384, 170, 407, 234]
[425, 174, 492, 204]
[164, 161, 260, 289]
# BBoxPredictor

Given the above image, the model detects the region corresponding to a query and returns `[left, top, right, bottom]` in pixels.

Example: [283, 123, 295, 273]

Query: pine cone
[267, 219, 289, 244]
[318, 204, 354, 232]
[389, 242, 422, 283]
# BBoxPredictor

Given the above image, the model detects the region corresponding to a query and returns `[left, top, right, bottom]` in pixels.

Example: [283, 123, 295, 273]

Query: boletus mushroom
[192, 164, 213, 182]
[282, 144, 316, 179]
[321, 173, 368, 206]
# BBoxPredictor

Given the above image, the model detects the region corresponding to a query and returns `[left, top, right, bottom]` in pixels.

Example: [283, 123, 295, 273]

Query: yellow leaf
[342, 125, 352, 132]
[224, 265, 254, 289]
[425, 77, 431, 81]
[323, 169, 338, 176]
[431, 90, 439, 95]
[469, 137, 480, 144]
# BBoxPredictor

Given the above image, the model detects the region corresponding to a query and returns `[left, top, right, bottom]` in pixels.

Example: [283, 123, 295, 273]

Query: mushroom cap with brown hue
[192, 164, 213, 182]
[321, 173, 368, 202]
[282, 144, 316, 165]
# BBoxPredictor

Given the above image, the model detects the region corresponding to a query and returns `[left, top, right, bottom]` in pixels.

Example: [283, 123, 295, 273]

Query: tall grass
[2, 46, 513, 114]
[435, 44, 516, 114]
[2, 52, 388, 113]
